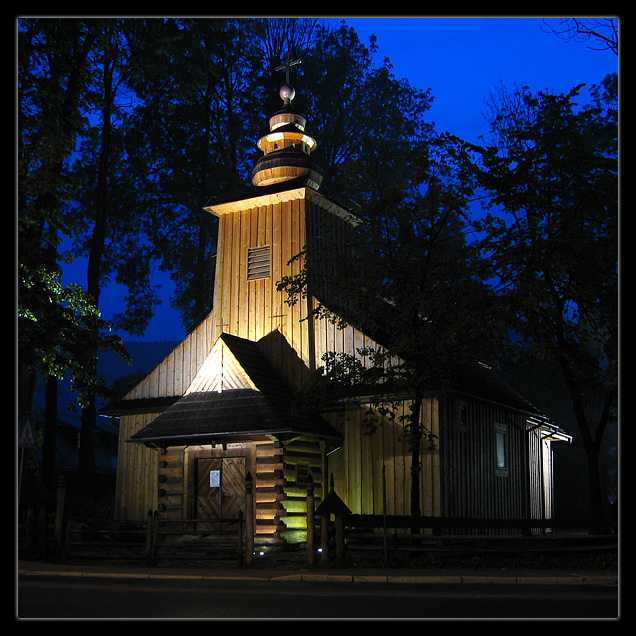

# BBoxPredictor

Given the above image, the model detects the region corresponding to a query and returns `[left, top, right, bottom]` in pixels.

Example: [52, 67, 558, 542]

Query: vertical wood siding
[115, 187, 555, 536]
[115, 412, 160, 521]
[212, 195, 312, 390]
[116, 185, 444, 524]
[323, 397, 441, 518]
[439, 396, 552, 533]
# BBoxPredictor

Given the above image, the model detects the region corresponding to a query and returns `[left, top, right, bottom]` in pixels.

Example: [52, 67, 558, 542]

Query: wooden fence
[19, 474, 616, 568]
[144, 511, 246, 567]
[19, 475, 69, 562]
[18, 474, 255, 567]
[333, 515, 618, 567]
[309, 479, 618, 567]
[19, 506, 248, 567]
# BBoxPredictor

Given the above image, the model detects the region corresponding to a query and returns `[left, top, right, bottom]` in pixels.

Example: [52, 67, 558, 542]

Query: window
[495, 423, 508, 476]
[247, 246, 271, 281]
[457, 402, 468, 432]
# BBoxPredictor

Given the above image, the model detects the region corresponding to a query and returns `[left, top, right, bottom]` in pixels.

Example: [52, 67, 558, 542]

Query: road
[18, 574, 618, 620]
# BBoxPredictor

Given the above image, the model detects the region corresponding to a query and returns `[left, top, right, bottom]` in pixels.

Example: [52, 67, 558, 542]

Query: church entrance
[195, 455, 245, 532]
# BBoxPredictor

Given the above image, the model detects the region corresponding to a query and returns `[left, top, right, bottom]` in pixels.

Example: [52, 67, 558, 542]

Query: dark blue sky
[347, 17, 617, 144]
[88, 17, 619, 343]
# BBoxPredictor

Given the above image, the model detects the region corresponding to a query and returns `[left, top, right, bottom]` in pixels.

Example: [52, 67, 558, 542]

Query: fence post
[382, 464, 388, 567]
[25, 508, 35, 559]
[237, 510, 244, 567]
[145, 510, 160, 567]
[315, 475, 351, 565]
[335, 513, 345, 564]
[320, 514, 329, 564]
[54, 474, 66, 558]
[245, 472, 254, 567]
[38, 507, 47, 560]
[145, 510, 153, 566]
[152, 510, 159, 566]
[306, 474, 315, 567]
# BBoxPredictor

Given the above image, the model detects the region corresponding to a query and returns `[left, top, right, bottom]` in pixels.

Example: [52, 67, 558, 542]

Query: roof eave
[128, 425, 342, 449]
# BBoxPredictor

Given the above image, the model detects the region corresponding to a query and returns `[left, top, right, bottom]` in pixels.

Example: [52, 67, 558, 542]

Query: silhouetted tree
[467, 76, 618, 530]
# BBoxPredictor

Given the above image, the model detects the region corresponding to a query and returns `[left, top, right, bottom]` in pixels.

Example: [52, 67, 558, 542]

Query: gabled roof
[127, 388, 337, 446]
[27, 392, 118, 474]
[128, 333, 340, 447]
[313, 289, 569, 438]
[450, 357, 543, 415]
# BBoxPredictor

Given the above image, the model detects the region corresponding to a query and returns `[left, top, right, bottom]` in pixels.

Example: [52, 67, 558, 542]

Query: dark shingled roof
[450, 357, 544, 416]
[128, 333, 340, 447]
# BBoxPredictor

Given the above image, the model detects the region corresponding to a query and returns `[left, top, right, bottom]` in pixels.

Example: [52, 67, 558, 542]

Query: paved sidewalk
[17, 560, 618, 586]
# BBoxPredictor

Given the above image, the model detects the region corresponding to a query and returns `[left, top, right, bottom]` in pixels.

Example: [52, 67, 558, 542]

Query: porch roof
[127, 333, 340, 447]
[127, 388, 338, 447]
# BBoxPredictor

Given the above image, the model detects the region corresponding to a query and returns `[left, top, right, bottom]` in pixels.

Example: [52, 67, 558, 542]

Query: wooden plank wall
[123, 315, 219, 401]
[528, 430, 554, 521]
[115, 188, 447, 527]
[439, 395, 553, 533]
[304, 193, 445, 519]
[116, 193, 313, 521]
[115, 413, 160, 521]
[213, 196, 312, 391]
[322, 397, 441, 518]
[119, 189, 322, 404]
[116, 321, 220, 523]
[542, 438, 554, 519]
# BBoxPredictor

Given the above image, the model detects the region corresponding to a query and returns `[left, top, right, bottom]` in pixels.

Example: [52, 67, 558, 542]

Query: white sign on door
[209, 470, 220, 488]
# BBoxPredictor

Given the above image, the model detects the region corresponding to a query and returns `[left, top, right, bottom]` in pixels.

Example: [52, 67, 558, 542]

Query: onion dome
[251, 84, 323, 189]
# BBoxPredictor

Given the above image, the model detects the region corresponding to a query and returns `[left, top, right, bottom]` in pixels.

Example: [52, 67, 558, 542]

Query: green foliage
[18, 262, 130, 404]
[294, 347, 438, 457]
[18, 18, 131, 408]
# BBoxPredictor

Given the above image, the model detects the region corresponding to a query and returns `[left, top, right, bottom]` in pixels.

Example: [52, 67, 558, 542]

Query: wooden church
[112, 78, 570, 548]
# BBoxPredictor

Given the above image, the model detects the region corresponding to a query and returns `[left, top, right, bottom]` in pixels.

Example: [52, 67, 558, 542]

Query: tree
[542, 18, 618, 55]
[62, 18, 263, 502]
[18, 17, 335, 504]
[18, 264, 128, 494]
[74, 22, 124, 500]
[18, 18, 99, 411]
[121, 18, 266, 330]
[466, 77, 618, 530]
[18, 18, 130, 497]
[277, 31, 497, 518]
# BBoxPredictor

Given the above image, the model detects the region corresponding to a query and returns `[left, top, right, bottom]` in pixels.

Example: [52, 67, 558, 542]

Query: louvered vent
[247, 245, 271, 281]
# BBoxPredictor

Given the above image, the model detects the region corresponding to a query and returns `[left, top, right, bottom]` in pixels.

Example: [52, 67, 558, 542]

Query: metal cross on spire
[276, 50, 301, 85]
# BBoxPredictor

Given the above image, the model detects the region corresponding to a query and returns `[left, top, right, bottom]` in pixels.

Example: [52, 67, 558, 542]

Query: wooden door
[196, 456, 245, 532]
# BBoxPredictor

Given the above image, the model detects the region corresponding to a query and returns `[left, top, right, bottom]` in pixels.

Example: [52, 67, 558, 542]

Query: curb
[17, 567, 617, 586]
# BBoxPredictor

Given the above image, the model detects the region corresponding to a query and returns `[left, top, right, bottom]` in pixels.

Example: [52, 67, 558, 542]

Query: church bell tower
[202, 72, 336, 385]
[251, 82, 323, 190]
